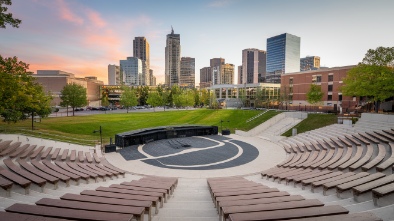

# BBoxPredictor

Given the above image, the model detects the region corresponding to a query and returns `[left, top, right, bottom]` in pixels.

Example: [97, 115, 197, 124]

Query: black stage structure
[115, 125, 219, 148]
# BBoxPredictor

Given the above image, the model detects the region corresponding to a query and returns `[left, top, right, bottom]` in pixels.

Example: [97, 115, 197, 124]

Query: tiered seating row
[206, 177, 381, 221]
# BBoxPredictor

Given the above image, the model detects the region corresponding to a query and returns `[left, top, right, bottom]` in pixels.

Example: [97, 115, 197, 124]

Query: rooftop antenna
[171, 25, 174, 34]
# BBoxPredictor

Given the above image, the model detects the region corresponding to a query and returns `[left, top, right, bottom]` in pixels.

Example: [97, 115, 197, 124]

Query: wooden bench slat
[291, 170, 333, 183]
[353, 174, 394, 194]
[9, 144, 30, 158]
[0, 140, 12, 152]
[85, 164, 113, 176]
[323, 172, 370, 189]
[69, 150, 76, 162]
[361, 144, 387, 171]
[5, 203, 133, 221]
[60, 149, 69, 161]
[41, 160, 80, 180]
[101, 159, 126, 174]
[111, 184, 167, 194]
[93, 153, 101, 163]
[338, 145, 364, 170]
[30, 160, 70, 183]
[366, 131, 389, 143]
[376, 143, 394, 171]
[337, 173, 386, 192]
[312, 172, 355, 188]
[3, 158, 46, 186]
[40, 147, 53, 159]
[0, 165, 31, 188]
[0, 142, 21, 157]
[228, 205, 348, 221]
[19, 145, 37, 159]
[0, 211, 71, 221]
[95, 164, 120, 175]
[75, 162, 107, 177]
[359, 133, 380, 144]
[216, 191, 290, 202]
[17, 159, 59, 184]
[372, 182, 394, 197]
[29, 146, 44, 159]
[352, 134, 371, 145]
[283, 211, 382, 221]
[65, 161, 99, 178]
[349, 145, 374, 171]
[50, 148, 61, 160]
[78, 151, 85, 162]
[53, 161, 90, 179]
[81, 190, 158, 202]
[218, 195, 304, 208]
[85, 152, 93, 163]
[302, 171, 343, 185]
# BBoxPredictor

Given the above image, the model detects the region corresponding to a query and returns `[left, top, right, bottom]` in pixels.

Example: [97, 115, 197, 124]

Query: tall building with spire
[133, 37, 150, 85]
[165, 27, 181, 87]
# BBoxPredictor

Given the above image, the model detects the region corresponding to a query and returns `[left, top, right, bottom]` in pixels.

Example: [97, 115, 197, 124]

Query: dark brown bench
[287, 170, 332, 186]
[376, 143, 394, 172]
[372, 182, 394, 207]
[302, 146, 328, 168]
[60, 193, 153, 221]
[85, 163, 115, 177]
[317, 146, 343, 170]
[283, 212, 382, 221]
[338, 143, 363, 170]
[310, 147, 336, 169]
[111, 184, 168, 200]
[81, 189, 160, 214]
[96, 186, 164, 207]
[0, 211, 72, 221]
[215, 189, 281, 208]
[64, 161, 99, 181]
[85, 152, 93, 163]
[349, 144, 374, 171]
[336, 172, 386, 198]
[323, 172, 370, 196]
[75, 162, 107, 181]
[366, 131, 390, 143]
[29, 146, 44, 159]
[353, 174, 394, 202]
[361, 144, 387, 171]
[297, 150, 319, 168]
[0, 165, 31, 194]
[0, 173, 13, 197]
[222, 199, 324, 221]
[277, 152, 296, 167]
[140, 176, 178, 187]
[60, 149, 68, 161]
[50, 148, 61, 160]
[94, 163, 121, 176]
[41, 160, 80, 184]
[273, 168, 312, 180]
[0, 142, 21, 157]
[19, 145, 37, 159]
[93, 153, 101, 163]
[121, 181, 173, 195]
[17, 158, 59, 189]
[311, 172, 355, 193]
[54, 161, 90, 183]
[0, 140, 12, 152]
[40, 147, 53, 159]
[78, 151, 85, 162]
[101, 159, 126, 176]
[30, 160, 70, 186]
[301, 171, 343, 189]
[5, 203, 133, 221]
[327, 144, 354, 170]
[228, 205, 348, 221]
[352, 134, 371, 145]
[375, 131, 394, 142]
[3, 158, 46, 192]
[9, 144, 31, 158]
[36, 198, 145, 221]
[69, 150, 76, 162]
[359, 132, 380, 144]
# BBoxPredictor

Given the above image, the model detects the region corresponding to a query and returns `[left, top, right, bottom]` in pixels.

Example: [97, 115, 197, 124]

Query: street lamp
[93, 126, 103, 148]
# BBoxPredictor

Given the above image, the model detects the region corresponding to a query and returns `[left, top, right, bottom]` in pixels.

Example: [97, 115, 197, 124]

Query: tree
[0, 0, 21, 28]
[306, 84, 324, 105]
[0, 56, 52, 123]
[200, 88, 210, 106]
[60, 83, 87, 116]
[146, 91, 163, 111]
[136, 86, 149, 106]
[119, 86, 138, 113]
[341, 47, 394, 112]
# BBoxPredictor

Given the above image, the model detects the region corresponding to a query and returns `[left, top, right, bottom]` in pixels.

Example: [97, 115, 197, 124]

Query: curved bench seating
[19, 145, 37, 159]
[29, 146, 44, 159]
[9, 144, 31, 158]
[361, 144, 387, 171]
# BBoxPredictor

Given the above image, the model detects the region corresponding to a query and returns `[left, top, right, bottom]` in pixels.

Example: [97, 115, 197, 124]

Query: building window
[339, 94, 342, 101]
[312, 75, 322, 83]
[328, 95, 332, 101]
[328, 85, 333, 92]
[289, 78, 293, 84]
[328, 75, 333, 82]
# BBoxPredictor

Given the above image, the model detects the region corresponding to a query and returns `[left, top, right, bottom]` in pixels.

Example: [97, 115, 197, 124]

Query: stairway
[152, 178, 218, 221]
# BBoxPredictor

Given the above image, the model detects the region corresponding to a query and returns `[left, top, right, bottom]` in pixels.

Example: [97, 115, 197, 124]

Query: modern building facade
[266, 33, 301, 83]
[237, 65, 243, 85]
[281, 65, 357, 110]
[300, 56, 321, 71]
[199, 67, 212, 88]
[165, 28, 181, 87]
[241, 48, 267, 84]
[221, 63, 235, 85]
[108, 64, 121, 85]
[35, 70, 103, 106]
[133, 37, 150, 85]
[180, 57, 195, 88]
[120, 57, 143, 86]
[149, 69, 156, 86]
[210, 58, 225, 67]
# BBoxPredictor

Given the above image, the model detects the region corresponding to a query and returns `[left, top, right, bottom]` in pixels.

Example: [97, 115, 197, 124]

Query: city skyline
[1, 0, 393, 85]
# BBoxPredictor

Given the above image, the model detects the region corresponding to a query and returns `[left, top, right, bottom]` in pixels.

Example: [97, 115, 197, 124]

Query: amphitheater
[0, 112, 393, 220]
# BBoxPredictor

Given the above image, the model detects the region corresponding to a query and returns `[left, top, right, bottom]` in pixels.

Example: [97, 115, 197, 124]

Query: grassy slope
[0, 109, 280, 145]
[281, 113, 337, 137]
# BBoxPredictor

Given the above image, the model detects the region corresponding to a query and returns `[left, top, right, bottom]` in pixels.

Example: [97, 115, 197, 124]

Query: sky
[1, 0, 393, 85]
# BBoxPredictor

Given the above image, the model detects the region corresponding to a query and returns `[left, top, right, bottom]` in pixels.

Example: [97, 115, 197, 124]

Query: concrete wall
[235, 111, 307, 137]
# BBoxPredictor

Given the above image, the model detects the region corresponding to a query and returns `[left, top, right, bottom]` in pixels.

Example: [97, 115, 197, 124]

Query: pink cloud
[86, 9, 107, 28]
[56, 0, 84, 25]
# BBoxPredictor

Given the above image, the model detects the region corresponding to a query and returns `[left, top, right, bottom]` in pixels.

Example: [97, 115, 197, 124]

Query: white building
[108, 64, 120, 85]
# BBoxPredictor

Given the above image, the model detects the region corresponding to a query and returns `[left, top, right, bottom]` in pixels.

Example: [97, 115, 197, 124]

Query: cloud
[56, 0, 84, 25]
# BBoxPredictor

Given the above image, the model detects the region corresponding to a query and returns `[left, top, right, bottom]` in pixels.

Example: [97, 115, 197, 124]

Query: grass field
[281, 113, 338, 137]
[0, 109, 280, 145]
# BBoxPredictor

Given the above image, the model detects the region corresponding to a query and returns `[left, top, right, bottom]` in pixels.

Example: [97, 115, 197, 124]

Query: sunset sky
[1, 0, 393, 84]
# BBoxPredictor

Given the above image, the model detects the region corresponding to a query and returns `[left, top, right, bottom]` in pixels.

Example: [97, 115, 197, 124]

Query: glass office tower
[266, 33, 300, 83]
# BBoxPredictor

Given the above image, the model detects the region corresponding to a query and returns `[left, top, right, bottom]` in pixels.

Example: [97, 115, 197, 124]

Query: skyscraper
[300, 56, 320, 71]
[199, 67, 212, 88]
[180, 57, 195, 88]
[149, 69, 156, 86]
[120, 57, 143, 86]
[133, 37, 150, 85]
[266, 33, 300, 83]
[165, 27, 181, 87]
[241, 48, 266, 84]
[108, 64, 120, 85]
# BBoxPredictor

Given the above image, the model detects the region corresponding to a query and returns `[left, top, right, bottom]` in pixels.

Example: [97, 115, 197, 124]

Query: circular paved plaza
[105, 134, 286, 178]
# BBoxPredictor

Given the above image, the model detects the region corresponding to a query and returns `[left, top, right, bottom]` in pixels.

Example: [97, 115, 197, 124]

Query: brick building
[281, 65, 357, 111]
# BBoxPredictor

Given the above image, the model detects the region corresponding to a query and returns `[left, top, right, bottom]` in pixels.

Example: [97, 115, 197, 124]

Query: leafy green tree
[119, 86, 137, 113]
[210, 90, 218, 109]
[136, 86, 149, 106]
[306, 84, 324, 105]
[342, 47, 394, 112]
[0, 0, 21, 28]
[146, 91, 163, 111]
[199, 88, 210, 106]
[60, 83, 87, 116]
[0, 56, 51, 123]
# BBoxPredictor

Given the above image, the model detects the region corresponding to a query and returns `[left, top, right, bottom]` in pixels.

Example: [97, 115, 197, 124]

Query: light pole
[220, 119, 230, 135]
[93, 126, 102, 148]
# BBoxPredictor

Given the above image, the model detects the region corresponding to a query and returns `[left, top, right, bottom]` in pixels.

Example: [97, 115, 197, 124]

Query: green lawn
[281, 113, 338, 137]
[0, 109, 280, 145]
